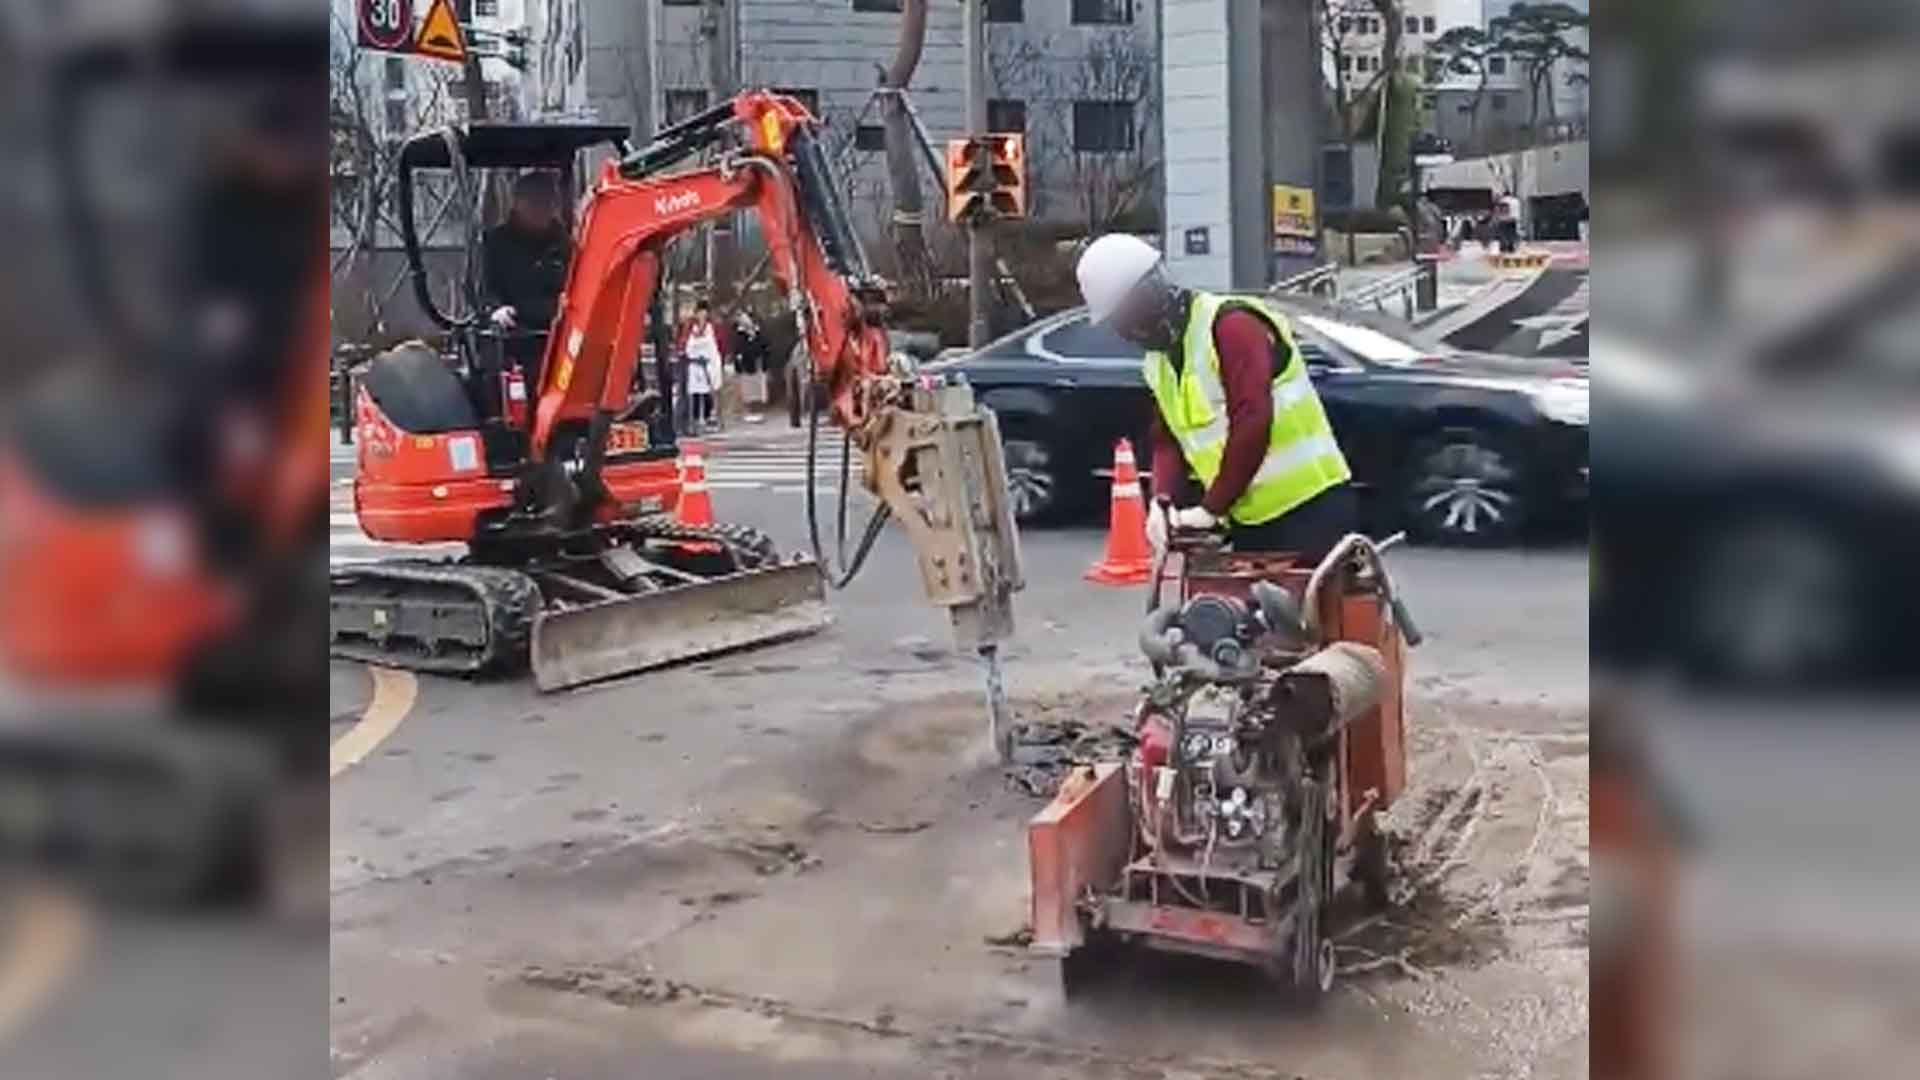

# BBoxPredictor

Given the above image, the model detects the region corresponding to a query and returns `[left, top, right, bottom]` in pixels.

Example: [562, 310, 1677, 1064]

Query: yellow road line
[330, 667, 418, 779]
[0, 885, 93, 1042]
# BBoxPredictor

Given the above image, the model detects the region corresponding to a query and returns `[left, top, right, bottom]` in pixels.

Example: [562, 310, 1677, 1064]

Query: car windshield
[1028, 313, 1137, 361]
[1292, 314, 1429, 367]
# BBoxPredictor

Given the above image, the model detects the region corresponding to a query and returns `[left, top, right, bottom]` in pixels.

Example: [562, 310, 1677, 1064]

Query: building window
[384, 57, 405, 91]
[475, 0, 499, 15]
[1340, 54, 1354, 73]
[1490, 93, 1509, 113]
[1423, 15, 1437, 33]
[665, 88, 709, 124]
[384, 97, 407, 133]
[986, 0, 1023, 21]
[854, 124, 888, 151]
[775, 87, 821, 117]
[1488, 55, 1507, 75]
[1405, 15, 1419, 33]
[852, 0, 902, 12]
[1071, 0, 1132, 26]
[987, 98, 1026, 134]
[1425, 56, 1440, 79]
[1338, 16, 1351, 35]
[1072, 101, 1134, 153]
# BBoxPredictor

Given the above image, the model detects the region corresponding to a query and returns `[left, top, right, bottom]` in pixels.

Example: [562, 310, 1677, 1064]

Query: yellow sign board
[1271, 184, 1316, 242]
[413, 0, 468, 64]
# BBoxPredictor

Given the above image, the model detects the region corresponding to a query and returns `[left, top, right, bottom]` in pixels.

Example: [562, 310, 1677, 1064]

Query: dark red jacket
[1149, 308, 1284, 517]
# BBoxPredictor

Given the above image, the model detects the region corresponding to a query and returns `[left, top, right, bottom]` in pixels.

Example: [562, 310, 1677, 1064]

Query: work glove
[488, 305, 518, 330]
[1170, 506, 1218, 533]
[1145, 500, 1172, 555]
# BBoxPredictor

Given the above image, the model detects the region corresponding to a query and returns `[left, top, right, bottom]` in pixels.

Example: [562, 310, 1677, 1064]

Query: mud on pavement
[331, 680, 1587, 1079]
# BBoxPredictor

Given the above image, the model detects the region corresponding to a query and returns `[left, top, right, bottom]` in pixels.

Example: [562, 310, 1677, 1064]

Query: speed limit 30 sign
[358, 0, 415, 53]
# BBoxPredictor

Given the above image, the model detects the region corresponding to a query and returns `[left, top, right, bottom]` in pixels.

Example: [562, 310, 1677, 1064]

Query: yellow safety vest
[1142, 293, 1350, 526]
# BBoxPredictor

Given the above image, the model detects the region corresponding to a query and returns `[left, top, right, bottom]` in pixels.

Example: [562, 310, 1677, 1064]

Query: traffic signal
[945, 135, 1027, 223]
[986, 134, 1026, 220]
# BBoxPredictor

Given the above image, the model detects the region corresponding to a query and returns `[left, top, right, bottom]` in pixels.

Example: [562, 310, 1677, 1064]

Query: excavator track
[329, 560, 540, 676]
[328, 518, 797, 679]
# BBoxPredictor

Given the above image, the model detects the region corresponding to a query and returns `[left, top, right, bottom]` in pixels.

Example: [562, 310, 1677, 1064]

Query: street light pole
[963, 0, 991, 347]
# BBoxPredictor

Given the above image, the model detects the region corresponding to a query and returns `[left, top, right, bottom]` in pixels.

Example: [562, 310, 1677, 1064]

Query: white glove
[488, 305, 518, 330]
[1171, 506, 1218, 532]
[1145, 501, 1172, 554]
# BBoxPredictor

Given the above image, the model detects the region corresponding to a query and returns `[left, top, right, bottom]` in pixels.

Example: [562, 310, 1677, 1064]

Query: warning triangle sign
[414, 0, 467, 64]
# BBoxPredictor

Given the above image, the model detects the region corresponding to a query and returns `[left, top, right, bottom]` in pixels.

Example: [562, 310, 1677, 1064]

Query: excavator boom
[527, 92, 1023, 720]
[335, 91, 1022, 720]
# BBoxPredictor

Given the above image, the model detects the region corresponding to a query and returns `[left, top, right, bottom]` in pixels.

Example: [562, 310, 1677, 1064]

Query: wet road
[329, 450, 1589, 1079]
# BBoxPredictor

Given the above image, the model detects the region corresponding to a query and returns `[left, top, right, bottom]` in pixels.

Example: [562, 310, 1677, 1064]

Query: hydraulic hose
[802, 363, 890, 589]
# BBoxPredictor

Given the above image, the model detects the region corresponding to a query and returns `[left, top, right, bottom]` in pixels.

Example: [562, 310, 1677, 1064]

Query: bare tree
[1000, 32, 1159, 235]
[1426, 25, 1493, 145]
[329, 11, 470, 338]
[1318, 0, 1378, 262]
[875, 0, 933, 298]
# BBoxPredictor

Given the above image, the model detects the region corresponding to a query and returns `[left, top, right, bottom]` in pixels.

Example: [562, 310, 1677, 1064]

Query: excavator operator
[481, 170, 571, 371]
[1077, 233, 1356, 564]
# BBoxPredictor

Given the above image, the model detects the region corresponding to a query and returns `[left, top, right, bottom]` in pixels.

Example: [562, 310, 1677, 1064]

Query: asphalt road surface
[329, 435, 1589, 1079]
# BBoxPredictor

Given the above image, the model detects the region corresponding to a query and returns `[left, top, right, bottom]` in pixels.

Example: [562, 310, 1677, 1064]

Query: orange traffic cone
[675, 438, 715, 527]
[674, 439, 722, 553]
[1085, 438, 1154, 586]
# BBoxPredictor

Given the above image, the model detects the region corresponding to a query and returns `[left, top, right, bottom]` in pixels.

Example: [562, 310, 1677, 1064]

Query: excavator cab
[383, 122, 672, 469]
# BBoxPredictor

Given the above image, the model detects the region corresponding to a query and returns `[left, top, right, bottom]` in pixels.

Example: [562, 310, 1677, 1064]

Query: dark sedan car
[925, 298, 1588, 545]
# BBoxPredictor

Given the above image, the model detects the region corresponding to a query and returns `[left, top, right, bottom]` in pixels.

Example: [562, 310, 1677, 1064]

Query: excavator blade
[529, 558, 831, 692]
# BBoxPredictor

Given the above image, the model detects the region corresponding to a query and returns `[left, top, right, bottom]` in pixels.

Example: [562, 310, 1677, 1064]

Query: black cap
[513, 171, 561, 203]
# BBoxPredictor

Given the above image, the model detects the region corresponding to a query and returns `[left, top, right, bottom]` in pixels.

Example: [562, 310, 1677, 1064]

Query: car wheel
[1001, 434, 1066, 525]
[1686, 517, 1861, 686]
[1402, 432, 1527, 545]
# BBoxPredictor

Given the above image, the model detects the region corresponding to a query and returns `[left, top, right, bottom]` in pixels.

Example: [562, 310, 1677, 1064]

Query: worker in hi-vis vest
[1076, 233, 1356, 562]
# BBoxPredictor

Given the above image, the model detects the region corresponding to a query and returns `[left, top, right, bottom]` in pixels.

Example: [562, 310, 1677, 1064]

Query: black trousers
[1226, 483, 1358, 565]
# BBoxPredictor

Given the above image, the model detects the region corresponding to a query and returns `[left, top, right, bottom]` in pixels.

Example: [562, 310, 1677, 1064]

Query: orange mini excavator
[331, 92, 1025, 698]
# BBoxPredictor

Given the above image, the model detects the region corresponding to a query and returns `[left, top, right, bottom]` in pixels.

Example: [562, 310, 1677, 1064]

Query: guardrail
[1338, 260, 1439, 321]
[1272, 262, 1341, 300]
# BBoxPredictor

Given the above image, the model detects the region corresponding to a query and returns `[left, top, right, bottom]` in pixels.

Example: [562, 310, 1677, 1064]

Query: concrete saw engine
[1028, 534, 1420, 999]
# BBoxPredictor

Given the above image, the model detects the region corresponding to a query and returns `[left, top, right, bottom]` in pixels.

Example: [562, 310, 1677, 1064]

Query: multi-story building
[1325, 0, 1477, 96]
[1480, 0, 1587, 126]
[646, 0, 1162, 240]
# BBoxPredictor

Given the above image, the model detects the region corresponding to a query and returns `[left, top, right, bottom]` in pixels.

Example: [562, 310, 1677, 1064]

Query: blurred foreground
[0, 5, 325, 1078]
[1597, 3, 1920, 1077]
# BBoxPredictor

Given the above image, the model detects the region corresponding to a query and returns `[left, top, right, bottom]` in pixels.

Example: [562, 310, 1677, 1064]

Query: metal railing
[1339, 261, 1438, 321]
[1271, 262, 1342, 300]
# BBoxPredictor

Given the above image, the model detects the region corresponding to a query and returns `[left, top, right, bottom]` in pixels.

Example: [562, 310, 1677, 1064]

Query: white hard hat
[1077, 233, 1162, 324]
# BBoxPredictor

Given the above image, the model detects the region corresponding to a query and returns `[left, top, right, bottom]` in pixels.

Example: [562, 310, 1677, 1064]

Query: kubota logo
[654, 189, 701, 215]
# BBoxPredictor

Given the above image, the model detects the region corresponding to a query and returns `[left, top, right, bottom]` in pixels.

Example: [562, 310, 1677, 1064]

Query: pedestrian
[1075, 233, 1356, 564]
[1493, 189, 1522, 253]
[675, 300, 727, 435]
[730, 310, 771, 423]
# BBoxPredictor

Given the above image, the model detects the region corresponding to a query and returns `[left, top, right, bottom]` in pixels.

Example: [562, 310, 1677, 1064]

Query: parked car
[923, 297, 1589, 544]
[1594, 257, 1920, 687]
[785, 330, 940, 428]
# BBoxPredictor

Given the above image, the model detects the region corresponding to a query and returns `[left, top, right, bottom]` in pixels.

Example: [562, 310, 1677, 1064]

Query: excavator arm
[533, 91, 1023, 748]
[529, 94, 1021, 664]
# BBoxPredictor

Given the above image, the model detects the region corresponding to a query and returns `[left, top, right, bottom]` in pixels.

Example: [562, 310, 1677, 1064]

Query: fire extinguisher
[502, 364, 528, 429]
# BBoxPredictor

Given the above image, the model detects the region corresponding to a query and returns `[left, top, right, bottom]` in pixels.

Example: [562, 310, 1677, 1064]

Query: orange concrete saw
[1026, 532, 1420, 998]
